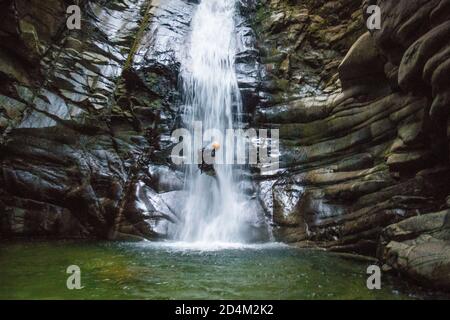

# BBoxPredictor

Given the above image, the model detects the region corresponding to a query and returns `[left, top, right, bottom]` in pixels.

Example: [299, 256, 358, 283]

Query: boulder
[381, 211, 450, 290]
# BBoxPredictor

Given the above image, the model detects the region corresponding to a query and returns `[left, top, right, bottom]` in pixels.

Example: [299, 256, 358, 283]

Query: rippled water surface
[0, 241, 420, 300]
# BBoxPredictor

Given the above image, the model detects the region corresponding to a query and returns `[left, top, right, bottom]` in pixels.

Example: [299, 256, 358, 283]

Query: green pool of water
[0, 241, 420, 300]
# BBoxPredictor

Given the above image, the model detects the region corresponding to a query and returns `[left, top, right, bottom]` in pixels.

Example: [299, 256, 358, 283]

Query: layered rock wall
[252, 0, 450, 288]
[0, 0, 192, 239]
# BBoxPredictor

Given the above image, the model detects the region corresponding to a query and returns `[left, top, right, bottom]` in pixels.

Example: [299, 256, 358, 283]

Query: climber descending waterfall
[172, 0, 267, 243]
[198, 142, 220, 177]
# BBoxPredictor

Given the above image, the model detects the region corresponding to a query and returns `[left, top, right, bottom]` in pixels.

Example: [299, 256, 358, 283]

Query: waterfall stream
[172, 0, 263, 243]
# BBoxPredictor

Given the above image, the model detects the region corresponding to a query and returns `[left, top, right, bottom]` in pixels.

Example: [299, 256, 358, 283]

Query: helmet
[212, 142, 221, 150]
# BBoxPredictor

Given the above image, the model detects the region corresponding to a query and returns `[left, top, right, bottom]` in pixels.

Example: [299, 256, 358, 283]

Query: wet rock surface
[0, 0, 192, 239]
[251, 0, 450, 290]
[380, 210, 450, 290]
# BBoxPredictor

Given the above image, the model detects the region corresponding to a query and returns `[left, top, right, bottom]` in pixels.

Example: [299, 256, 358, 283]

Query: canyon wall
[0, 0, 194, 240]
[252, 0, 450, 289]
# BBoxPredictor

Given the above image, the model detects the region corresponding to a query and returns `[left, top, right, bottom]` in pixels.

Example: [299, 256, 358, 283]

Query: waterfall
[173, 0, 260, 243]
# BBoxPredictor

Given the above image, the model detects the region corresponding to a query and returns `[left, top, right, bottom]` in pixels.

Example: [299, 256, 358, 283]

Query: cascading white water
[174, 0, 256, 243]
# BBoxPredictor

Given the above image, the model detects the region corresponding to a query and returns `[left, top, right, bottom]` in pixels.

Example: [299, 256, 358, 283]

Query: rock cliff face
[252, 0, 450, 289]
[0, 0, 449, 290]
[0, 0, 192, 240]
